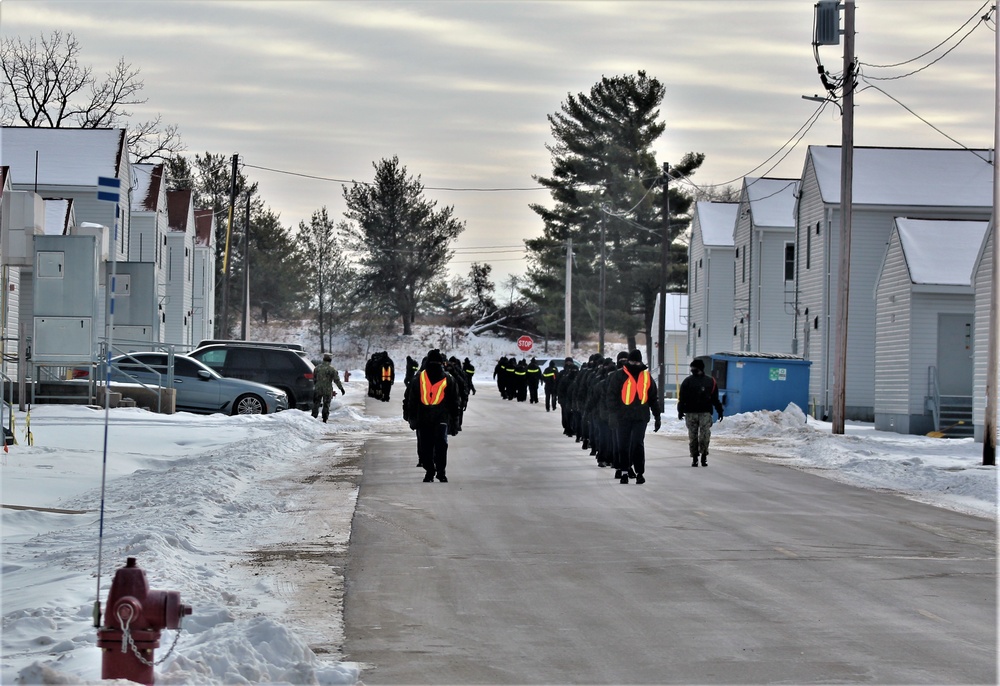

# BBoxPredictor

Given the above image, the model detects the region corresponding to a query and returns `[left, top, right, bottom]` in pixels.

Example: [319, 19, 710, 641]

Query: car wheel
[233, 394, 266, 415]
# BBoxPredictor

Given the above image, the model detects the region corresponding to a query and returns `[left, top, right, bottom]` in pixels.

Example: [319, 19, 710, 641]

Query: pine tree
[525, 71, 703, 349]
[340, 157, 465, 336]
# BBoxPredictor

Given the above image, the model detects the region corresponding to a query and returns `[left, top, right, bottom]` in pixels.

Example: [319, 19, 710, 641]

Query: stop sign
[517, 335, 533, 352]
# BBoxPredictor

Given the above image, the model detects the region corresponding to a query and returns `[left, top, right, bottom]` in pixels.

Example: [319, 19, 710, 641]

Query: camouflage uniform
[312, 357, 346, 422]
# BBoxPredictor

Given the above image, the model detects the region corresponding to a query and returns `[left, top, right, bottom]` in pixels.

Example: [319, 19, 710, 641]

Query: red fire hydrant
[96, 557, 192, 685]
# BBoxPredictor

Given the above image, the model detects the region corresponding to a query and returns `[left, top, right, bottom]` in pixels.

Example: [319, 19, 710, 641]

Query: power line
[859, 6, 991, 82]
[857, 78, 994, 165]
[860, 1, 993, 70]
[241, 162, 547, 192]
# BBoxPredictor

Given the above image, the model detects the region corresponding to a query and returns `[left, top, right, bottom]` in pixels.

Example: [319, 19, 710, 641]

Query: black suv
[188, 343, 315, 411]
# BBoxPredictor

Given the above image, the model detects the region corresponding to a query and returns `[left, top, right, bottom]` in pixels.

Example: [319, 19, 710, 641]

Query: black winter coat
[677, 371, 724, 417]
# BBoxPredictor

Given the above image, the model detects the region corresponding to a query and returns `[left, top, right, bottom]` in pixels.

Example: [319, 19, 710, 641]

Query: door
[173, 357, 222, 412]
[937, 313, 973, 396]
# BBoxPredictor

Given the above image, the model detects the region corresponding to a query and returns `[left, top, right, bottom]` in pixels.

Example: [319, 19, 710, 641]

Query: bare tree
[0, 31, 183, 162]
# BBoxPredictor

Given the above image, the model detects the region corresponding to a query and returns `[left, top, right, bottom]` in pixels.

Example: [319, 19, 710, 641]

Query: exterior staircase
[937, 395, 974, 438]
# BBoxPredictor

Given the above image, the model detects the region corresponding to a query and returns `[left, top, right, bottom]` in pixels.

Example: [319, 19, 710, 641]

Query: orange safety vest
[381, 366, 392, 381]
[419, 370, 448, 405]
[621, 367, 651, 405]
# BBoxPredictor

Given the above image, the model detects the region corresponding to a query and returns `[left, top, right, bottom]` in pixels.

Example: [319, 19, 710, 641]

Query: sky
[1, 327, 997, 684]
[0, 1, 996, 285]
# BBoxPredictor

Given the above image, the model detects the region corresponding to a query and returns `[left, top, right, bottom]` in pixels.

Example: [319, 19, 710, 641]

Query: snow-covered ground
[2, 328, 996, 684]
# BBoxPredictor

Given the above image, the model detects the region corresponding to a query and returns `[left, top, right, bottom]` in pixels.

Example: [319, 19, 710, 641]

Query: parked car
[194, 339, 310, 359]
[108, 352, 287, 415]
[188, 344, 315, 411]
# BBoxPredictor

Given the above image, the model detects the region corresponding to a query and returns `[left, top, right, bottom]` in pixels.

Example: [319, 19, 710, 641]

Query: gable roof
[132, 163, 164, 212]
[166, 189, 193, 233]
[0, 127, 128, 187]
[194, 209, 215, 247]
[808, 146, 993, 208]
[743, 177, 798, 228]
[895, 218, 989, 286]
[694, 201, 737, 246]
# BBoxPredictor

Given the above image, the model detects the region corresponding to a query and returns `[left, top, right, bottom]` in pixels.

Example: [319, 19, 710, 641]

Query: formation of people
[550, 350, 662, 484]
[401, 349, 477, 483]
[363, 345, 724, 483]
[491, 356, 545, 404]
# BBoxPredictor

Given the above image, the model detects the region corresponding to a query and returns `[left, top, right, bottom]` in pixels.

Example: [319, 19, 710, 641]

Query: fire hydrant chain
[117, 604, 182, 667]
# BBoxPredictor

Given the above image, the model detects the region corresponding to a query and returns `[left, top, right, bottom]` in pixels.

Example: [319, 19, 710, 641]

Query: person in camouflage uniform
[312, 353, 346, 423]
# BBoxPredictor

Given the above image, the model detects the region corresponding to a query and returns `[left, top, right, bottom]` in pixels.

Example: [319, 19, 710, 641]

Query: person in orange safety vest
[403, 349, 460, 483]
[606, 349, 661, 484]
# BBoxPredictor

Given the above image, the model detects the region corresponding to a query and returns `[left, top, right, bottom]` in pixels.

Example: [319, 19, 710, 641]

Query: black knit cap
[690, 358, 705, 371]
[627, 349, 642, 362]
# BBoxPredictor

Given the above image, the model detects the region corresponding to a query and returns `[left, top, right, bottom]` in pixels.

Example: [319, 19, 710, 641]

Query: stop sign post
[517, 335, 533, 352]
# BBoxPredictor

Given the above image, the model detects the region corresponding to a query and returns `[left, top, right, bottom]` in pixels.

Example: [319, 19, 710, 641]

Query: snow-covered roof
[194, 209, 216, 247]
[131, 163, 163, 212]
[694, 201, 737, 246]
[166, 189, 193, 233]
[896, 218, 989, 286]
[808, 146, 993, 207]
[0, 127, 127, 188]
[657, 292, 687, 332]
[743, 177, 798, 228]
[43, 198, 73, 235]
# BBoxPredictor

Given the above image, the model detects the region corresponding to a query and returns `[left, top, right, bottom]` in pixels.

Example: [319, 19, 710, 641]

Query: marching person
[542, 360, 559, 412]
[526, 357, 542, 404]
[607, 349, 661, 484]
[403, 349, 460, 483]
[378, 351, 395, 402]
[311, 353, 346, 423]
[463, 357, 477, 396]
[677, 358, 724, 467]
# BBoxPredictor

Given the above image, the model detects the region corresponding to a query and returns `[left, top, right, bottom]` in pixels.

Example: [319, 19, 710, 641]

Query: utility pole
[831, 0, 855, 435]
[983, 14, 999, 466]
[240, 189, 252, 341]
[565, 238, 573, 359]
[219, 153, 238, 337]
[658, 163, 670, 407]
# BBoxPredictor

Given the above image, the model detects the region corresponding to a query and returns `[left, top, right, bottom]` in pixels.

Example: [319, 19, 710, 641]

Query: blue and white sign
[97, 176, 120, 203]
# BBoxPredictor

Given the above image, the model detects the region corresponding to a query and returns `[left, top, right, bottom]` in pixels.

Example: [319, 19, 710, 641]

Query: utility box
[698, 352, 811, 415]
[32, 234, 99, 363]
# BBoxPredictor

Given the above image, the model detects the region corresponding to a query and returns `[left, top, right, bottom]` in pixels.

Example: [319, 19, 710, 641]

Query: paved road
[343, 389, 996, 684]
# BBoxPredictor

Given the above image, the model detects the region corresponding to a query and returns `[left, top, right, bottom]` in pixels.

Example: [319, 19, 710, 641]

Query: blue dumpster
[696, 352, 811, 415]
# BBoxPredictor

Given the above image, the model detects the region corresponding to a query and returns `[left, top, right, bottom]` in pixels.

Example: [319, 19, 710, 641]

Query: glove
[654, 416, 661, 432]
[678, 412, 685, 420]
[717, 413, 723, 423]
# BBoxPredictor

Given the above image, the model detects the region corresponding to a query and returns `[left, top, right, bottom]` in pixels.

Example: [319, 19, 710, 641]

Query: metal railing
[925, 365, 940, 431]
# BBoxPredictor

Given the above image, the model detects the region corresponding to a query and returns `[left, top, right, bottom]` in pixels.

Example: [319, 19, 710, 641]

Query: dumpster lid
[710, 351, 808, 361]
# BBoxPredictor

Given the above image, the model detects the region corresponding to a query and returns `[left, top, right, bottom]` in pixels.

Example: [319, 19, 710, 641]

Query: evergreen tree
[525, 71, 703, 349]
[250, 209, 305, 323]
[295, 208, 359, 352]
[340, 156, 465, 336]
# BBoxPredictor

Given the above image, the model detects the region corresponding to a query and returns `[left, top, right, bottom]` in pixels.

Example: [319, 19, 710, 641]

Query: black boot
[701, 454, 708, 467]
[691, 457, 699, 467]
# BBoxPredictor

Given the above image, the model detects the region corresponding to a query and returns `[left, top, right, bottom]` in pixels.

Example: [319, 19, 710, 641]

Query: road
[343, 388, 996, 685]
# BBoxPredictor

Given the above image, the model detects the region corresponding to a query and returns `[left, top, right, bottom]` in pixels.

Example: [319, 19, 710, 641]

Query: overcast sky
[2, 0, 996, 285]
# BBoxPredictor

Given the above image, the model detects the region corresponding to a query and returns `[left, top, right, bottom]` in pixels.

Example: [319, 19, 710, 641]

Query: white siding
[794, 159, 829, 413]
[704, 245, 735, 356]
[754, 229, 795, 353]
[687, 219, 705, 358]
[973, 226, 995, 440]
[874, 230, 912, 416]
[732, 198, 752, 350]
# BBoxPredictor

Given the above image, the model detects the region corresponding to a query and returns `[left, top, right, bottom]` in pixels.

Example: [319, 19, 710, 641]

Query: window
[806, 224, 811, 269]
[784, 242, 795, 282]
